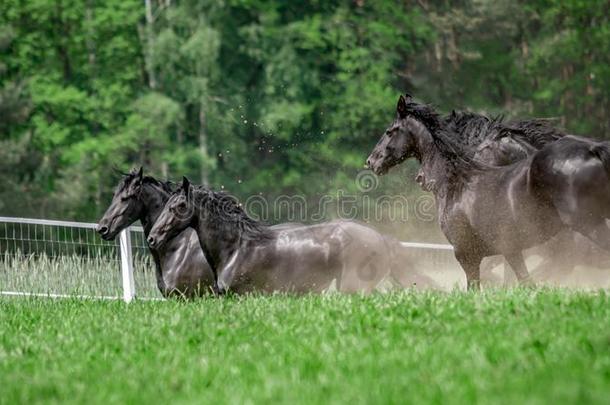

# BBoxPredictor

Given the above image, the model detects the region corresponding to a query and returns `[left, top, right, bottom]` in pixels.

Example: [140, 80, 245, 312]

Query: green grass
[1, 289, 609, 404]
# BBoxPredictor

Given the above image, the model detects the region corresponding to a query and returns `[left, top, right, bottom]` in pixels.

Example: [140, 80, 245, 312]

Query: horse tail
[590, 143, 610, 176]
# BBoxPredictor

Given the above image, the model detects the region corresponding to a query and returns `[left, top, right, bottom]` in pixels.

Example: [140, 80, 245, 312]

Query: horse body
[444, 159, 562, 253]
[147, 179, 421, 294]
[418, 108, 610, 284]
[529, 136, 610, 245]
[367, 95, 610, 289]
[214, 220, 393, 294]
[96, 168, 215, 297]
[415, 126, 563, 260]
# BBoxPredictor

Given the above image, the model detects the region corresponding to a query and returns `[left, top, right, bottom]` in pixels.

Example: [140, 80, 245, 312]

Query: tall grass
[0, 252, 161, 298]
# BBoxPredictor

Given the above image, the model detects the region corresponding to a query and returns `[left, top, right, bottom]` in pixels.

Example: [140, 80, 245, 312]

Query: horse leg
[529, 256, 560, 282]
[504, 251, 534, 286]
[502, 258, 518, 287]
[455, 251, 482, 291]
[572, 222, 610, 253]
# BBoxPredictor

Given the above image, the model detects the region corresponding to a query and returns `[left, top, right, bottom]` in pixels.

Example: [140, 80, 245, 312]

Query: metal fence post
[119, 229, 136, 302]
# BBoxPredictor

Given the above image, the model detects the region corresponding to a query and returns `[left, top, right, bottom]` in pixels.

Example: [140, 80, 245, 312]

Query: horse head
[97, 167, 146, 240]
[147, 177, 195, 249]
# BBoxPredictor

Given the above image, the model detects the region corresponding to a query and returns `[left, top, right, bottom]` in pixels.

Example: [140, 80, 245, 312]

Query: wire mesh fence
[0, 216, 469, 300]
[0, 217, 161, 300]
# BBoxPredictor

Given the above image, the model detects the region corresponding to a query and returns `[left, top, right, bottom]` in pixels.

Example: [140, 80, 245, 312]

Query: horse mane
[119, 169, 174, 194]
[442, 111, 504, 146]
[500, 118, 566, 147]
[404, 98, 566, 176]
[404, 100, 489, 176]
[142, 177, 174, 193]
[403, 100, 443, 132]
[188, 186, 271, 240]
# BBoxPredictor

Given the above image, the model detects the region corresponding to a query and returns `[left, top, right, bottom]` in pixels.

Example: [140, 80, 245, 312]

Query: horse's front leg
[504, 251, 534, 286]
[455, 250, 482, 291]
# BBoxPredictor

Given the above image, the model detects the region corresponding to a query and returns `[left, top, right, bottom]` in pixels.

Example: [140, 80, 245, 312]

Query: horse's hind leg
[573, 222, 610, 253]
[504, 252, 534, 286]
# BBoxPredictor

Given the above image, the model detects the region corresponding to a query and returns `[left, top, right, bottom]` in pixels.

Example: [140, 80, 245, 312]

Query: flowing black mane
[403, 99, 565, 176]
[442, 111, 505, 146]
[142, 176, 174, 193]
[414, 101, 565, 149]
[118, 170, 174, 194]
[403, 100, 488, 176]
[402, 99, 443, 132]
[501, 118, 565, 147]
[186, 186, 270, 239]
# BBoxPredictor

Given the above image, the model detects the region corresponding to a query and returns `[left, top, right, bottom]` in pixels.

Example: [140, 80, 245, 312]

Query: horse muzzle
[366, 156, 388, 176]
[147, 235, 162, 249]
[96, 222, 114, 240]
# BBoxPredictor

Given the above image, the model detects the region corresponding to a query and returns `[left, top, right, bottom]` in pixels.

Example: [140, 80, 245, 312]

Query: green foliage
[0, 0, 607, 221]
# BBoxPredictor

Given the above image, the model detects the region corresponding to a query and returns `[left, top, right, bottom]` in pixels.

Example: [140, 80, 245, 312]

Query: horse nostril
[97, 225, 108, 235]
[366, 158, 372, 168]
[147, 236, 155, 245]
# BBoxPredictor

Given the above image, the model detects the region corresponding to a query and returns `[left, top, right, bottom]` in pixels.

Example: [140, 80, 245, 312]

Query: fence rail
[0, 216, 457, 301]
[0, 216, 159, 302]
[0, 216, 139, 231]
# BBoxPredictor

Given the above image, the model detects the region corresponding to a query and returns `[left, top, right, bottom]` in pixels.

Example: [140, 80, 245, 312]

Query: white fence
[0, 216, 161, 302]
[0, 216, 461, 301]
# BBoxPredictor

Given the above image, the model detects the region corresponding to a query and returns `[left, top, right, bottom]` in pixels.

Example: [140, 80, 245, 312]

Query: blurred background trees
[1, 0, 608, 228]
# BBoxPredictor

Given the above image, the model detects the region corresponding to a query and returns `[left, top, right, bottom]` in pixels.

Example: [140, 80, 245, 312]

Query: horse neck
[139, 184, 170, 236]
[191, 194, 254, 275]
[414, 123, 457, 198]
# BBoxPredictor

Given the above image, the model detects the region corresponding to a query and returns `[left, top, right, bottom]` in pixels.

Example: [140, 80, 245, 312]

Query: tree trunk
[144, 0, 157, 89]
[85, 0, 96, 70]
[199, 104, 209, 186]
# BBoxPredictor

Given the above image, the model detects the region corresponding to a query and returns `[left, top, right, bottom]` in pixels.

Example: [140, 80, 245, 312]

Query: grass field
[1, 289, 609, 404]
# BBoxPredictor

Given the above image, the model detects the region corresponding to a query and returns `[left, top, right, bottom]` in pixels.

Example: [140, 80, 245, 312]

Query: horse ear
[397, 95, 408, 118]
[182, 176, 191, 197]
[129, 166, 143, 190]
[135, 166, 143, 184]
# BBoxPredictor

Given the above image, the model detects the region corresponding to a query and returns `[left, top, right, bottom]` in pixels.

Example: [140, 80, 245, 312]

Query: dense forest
[1, 0, 608, 227]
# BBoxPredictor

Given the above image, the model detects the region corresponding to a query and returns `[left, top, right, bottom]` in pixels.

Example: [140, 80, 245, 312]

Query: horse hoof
[520, 278, 536, 289]
[467, 281, 481, 291]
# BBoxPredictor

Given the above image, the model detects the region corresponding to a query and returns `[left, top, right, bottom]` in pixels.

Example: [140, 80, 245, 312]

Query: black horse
[96, 168, 215, 297]
[412, 105, 610, 285]
[146, 178, 432, 294]
[367, 95, 610, 289]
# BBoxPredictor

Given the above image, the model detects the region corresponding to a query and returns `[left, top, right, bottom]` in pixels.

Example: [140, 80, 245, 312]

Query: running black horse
[96, 168, 215, 297]
[146, 178, 428, 294]
[435, 110, 610, 284]
[367, 95, 610, 289]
